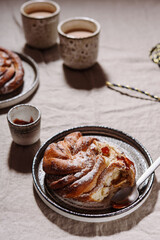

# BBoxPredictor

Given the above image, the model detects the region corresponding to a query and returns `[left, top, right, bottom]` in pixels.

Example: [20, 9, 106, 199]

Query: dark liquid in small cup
[13, 117, 34, 125]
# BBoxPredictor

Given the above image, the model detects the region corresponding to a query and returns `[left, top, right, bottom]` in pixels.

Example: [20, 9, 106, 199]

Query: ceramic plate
[32, 126, 154, 222]
[0, 52, 39, 109]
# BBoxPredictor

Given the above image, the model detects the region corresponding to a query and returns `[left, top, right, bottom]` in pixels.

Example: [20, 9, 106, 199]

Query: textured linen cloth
[0, 0, 160, 239]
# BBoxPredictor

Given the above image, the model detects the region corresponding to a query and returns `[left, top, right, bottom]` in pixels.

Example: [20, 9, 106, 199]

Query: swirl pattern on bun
[0, 47, 24, 95]
[43, 132, 136, 202]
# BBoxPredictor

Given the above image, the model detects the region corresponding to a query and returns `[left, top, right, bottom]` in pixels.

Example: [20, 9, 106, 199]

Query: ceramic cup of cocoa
[7, 104, 41, 146]
[21, 0, 60, 49]
[57, 17, 101, 70]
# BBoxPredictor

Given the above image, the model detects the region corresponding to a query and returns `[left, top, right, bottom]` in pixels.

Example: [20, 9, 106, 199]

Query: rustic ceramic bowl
[21, 0, 60, 49]
[7, 104, 41, 146]
[57, 17, 101, 69]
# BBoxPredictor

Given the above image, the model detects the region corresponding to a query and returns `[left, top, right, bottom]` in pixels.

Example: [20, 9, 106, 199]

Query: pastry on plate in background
[0, 47, 24, 95]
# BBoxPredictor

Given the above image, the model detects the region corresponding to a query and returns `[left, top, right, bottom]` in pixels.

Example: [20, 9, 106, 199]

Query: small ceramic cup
[7, 104, 41, 146]
[20, 0, 60, 49]
[57, 17, 101, 70]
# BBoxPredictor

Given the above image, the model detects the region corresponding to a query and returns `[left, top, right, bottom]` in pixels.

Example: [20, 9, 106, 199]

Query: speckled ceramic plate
[32, 126, 154, 222]
[0, 52, 39, 109]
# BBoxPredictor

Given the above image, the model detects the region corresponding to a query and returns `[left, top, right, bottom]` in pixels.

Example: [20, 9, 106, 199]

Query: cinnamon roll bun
[0, 47, 24, 95]
[43, 132, 136, 203]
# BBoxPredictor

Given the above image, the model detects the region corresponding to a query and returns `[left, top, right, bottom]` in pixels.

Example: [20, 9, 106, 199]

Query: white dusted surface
[0, 0, 160, 239]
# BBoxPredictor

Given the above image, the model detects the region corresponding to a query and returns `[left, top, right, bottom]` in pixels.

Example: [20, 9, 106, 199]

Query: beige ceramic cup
[21, 0, 60, 49]
[7, 104, 41, 146]
[57, 17, 100, 69]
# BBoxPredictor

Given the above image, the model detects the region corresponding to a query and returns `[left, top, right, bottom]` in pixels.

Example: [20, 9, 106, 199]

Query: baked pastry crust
[0, 47, 24, 95]
[43, 132, 136, 203]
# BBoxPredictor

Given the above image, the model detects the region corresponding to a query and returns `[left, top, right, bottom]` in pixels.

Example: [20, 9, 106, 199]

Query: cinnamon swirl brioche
[43, 132, 136, 203]
[0, 47, 24, 95]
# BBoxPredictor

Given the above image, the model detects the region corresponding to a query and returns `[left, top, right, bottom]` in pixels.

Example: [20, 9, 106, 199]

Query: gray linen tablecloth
[0, 0, 160, 239]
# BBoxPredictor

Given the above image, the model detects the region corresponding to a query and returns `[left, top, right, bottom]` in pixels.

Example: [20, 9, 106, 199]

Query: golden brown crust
[76, 159, 135, 202]
[46, 174, 78, 190]
[43, 131, 136, 203]
[0, 47, 24, 95]
[58, 155, 106, 198]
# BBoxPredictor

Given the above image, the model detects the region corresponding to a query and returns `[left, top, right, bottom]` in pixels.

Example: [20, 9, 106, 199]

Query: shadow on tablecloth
[23, 43, 60, 63]
[8, 140, 41, 173]
[63, 62, 107, 90]
[63, 63, 159, 102]
[33, 177, 159, 236]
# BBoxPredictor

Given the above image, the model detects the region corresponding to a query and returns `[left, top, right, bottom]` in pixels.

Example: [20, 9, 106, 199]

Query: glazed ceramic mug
[21, 0, 60, 49]
[7, 104, 41, 146]
[57, 17, 101, 69]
